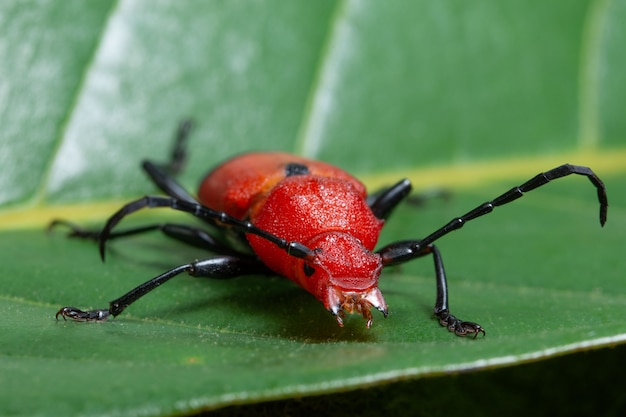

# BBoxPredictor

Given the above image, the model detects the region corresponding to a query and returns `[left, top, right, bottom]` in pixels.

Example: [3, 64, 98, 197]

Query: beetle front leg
[429, 244, 484, 337]
[378, 241, 485, 337]
[56, 306, 111, 322]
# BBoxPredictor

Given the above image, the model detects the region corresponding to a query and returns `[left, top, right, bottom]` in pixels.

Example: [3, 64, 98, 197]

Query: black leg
[377, 164, 608, 266]
[163, 119, 193, 175]
[49, 220, 242, 255]
[367, 179, 412, 220]
[379, 240, 484, 337]
[158, 223, 244, 255]
[429, 244, 484, 337]
[48, 219, 107, 241]
[377, 164, 607, 337]
[405, 188, 451, 207]
[98, 196, 317, 262]
[56, 255, 271, 321]
[141, 120, 197, 204]
[142, 160, 198, 204]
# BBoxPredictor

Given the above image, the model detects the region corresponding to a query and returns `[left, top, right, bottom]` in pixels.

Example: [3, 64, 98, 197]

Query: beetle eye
[303, 263, 316, 277]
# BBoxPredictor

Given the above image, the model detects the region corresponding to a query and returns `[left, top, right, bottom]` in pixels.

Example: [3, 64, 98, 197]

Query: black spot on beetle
[303, 263, 316, 277]
[285, 163, 309, 177]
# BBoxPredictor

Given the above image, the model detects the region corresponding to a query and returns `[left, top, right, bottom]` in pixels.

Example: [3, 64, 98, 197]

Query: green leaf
[1, 1, 625, 416]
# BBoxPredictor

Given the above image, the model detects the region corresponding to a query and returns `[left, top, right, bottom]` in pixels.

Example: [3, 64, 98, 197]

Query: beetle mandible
[54, 121, 608, 337]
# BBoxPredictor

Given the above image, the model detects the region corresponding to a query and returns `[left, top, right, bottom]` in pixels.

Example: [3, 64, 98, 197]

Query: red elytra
[200, 152, 386, 325]
[53, 121, 608, 338]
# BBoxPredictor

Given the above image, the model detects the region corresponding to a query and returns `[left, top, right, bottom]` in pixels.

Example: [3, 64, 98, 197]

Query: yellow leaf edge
[1, 147, 624, 231]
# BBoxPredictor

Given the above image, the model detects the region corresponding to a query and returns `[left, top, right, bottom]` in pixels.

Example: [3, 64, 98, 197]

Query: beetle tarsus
[48, 219, 101, 241]
[55, 306, 111, 322]
[436, 309, 485, 338]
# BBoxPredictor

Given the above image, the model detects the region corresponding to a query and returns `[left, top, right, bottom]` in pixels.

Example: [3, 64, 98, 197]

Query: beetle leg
[379, 241, 484, 337]
[137, 119, 199, 204]
[142, 159, 198, 204]
[49, 220, 244, 256]
[429, 244, 485, 338]
[48, 219, 103, 241]
[162, 119, 194, 175]
[49, 219, 169, 242]
[97, 196, 317, 262]
[56, 256, 271, 322]
[368, 179, 412, 220]
[56, 307, 110, 322]
[377, 164, 607, 336]
[368, 180, 451, 218]
[405, 188, 452, 207]
[378, 165, 607, 263]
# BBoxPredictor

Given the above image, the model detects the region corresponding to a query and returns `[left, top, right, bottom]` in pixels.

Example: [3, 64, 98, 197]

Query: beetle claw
[55, 306, 111, 322]
[436, 309, 485, 338]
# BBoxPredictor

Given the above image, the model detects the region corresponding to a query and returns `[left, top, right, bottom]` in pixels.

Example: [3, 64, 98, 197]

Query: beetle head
[302, 232, 387, 328]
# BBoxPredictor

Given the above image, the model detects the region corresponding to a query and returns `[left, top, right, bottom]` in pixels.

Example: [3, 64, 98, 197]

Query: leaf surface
[1, 1, 625, 416]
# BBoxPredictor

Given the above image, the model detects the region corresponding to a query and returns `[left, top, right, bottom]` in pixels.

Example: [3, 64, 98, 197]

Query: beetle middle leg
[49, 220, 243, 256]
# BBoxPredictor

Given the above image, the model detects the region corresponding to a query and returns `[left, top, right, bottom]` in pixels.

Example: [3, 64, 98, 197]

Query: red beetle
[54, 121, 608, 337]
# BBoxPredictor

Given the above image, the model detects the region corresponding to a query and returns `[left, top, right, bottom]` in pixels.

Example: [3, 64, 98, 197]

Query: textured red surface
[197, 152, 385, 315]
[198, 152, 365, 219]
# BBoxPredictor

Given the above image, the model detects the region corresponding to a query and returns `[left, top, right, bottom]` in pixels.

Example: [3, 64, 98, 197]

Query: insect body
[54, 122, 608, 337]
[201, 152, 387, 327]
